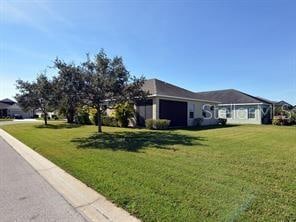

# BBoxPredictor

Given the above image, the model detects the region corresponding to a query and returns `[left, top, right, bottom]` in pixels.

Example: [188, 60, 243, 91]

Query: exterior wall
[35, 111, 55, 119]
[218, 104, 263, 124]
[188, 101, 219, 126]
[152, 97, 159, 120]
[153, 96, 219, 126]
[7, 107, 33, 118]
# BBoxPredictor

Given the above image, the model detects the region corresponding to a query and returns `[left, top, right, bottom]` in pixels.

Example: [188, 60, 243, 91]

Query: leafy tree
[82, 49, 148, 133]
[53, 59, 85, 123]
[15, 73, 56, 125]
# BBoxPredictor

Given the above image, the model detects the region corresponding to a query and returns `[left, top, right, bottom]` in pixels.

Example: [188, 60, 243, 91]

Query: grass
[1, 123, 295, 221]
[0, 118, 13, 121]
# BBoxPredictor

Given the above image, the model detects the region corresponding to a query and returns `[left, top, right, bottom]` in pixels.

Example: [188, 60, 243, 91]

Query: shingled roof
[142, 79, 218, 102]
[195, 89, 273, 104]
[0, 98, 16, 105]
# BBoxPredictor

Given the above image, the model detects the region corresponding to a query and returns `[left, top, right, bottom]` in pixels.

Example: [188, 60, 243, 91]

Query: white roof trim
[148, 94, 220, 104]
[218, 103, 266, 106]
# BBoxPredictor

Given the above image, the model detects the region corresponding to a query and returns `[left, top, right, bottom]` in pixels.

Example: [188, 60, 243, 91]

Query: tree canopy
[15, 73, 56, 125]
[15, 49, 148, 132]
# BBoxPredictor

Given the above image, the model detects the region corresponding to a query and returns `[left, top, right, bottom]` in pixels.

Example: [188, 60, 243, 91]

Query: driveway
[0, 137, 85, 221]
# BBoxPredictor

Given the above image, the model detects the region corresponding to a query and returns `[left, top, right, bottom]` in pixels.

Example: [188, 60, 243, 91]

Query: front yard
[1, 123, 295, 221]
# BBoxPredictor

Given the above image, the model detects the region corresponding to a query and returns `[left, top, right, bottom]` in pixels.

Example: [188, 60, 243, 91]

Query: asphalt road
[0, 137, 86, 222]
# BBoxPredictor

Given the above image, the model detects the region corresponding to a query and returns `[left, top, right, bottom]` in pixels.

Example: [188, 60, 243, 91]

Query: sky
[0, 0, 295, 104]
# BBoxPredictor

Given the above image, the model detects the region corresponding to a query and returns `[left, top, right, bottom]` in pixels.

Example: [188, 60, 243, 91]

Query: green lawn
[0, 118, 13, 121]
[1, 123, 295, 221]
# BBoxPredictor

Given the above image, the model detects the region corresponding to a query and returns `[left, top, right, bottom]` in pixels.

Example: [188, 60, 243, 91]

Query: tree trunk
[43, 112, 48, 125]
[67, 107, 75, 123]
[97, 107, 102, 133]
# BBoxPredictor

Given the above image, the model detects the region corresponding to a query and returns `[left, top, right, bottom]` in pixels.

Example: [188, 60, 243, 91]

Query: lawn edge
[0, 129, 140, 222]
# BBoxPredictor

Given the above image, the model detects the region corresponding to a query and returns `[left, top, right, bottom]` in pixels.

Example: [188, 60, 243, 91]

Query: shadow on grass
[173, 124, 240, 132]
[71, 131, 205, 152]
[35, 123, 82, 129]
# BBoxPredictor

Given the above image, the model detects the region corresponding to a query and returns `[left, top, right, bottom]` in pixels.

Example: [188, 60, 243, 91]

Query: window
[226, 108, 231, 118]
[189, 104, 195, 119]
[248, 107, 256, 119]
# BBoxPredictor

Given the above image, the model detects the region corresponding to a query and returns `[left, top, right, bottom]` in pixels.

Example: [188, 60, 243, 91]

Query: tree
[15, 73, 56, 125]
[82, 49, 148, 133]
[53, 59, 85, 123]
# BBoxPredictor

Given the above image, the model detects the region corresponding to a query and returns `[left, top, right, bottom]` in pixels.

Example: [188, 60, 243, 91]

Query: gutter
[148, 94, 220, 104]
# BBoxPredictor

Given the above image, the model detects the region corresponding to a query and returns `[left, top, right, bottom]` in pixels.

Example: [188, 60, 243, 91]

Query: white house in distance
[195, 89, 274, 124]
[0, 98, 33, 118]
[135, 79, 219, 127]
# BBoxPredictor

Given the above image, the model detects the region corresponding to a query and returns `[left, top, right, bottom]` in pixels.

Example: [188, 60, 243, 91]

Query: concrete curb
[0, 129, 140, 222]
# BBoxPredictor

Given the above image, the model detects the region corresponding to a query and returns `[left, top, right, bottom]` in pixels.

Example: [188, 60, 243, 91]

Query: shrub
[114, 102, 135, 127]
[51, 114, 59, 120]
[145, 119, 171, 130]
[155, 119, 171, 129]
[76, 112, 92, 125]
[91, 112, 98, 125]
[290, 112, 296, 125]
[102, 116, 118, 127]
[145, 119, 154, 129]
[193, 118, 203, 126]
[218, 118, 227, 126]
[272, 116, 290, 126]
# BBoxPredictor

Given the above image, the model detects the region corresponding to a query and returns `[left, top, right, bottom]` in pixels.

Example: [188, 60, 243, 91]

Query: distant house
[275, 100, 294, 110]
[195, 89, 274, 124]
[135, 79, 219, 127]
[34, 109, 56, 119]
[0, 98, 33, 119]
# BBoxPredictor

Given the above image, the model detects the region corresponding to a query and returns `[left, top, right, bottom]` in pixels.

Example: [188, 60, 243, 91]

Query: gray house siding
[218, 103, 272, 124]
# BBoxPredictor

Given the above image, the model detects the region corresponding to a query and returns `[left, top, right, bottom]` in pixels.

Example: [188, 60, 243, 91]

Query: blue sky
[0, 0, 295, 104]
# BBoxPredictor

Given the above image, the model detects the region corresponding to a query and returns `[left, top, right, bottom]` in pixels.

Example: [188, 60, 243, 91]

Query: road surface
[0, 137, 85, 222]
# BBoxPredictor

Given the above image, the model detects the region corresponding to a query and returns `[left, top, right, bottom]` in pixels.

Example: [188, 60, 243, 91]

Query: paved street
[0, 137, 85, 222]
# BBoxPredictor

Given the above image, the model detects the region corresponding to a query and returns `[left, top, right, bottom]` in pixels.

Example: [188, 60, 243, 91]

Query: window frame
[248, 107, 256, 119]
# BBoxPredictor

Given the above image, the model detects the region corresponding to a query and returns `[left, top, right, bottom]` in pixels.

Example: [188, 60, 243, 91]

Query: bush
[51, 114, 59, 120]
[145, 119, 154, 129]
[145, 119, 171, 130]
[218, 118, 227, 126]
[90, 112, 98, 125]
[102, 116, 118, 127]
[290, 112, 296, 125]
[193, 118, 203, 126]
[272, 116, 290, 126]
[114, 102, 134, 127]
[76, 112, 92, 125]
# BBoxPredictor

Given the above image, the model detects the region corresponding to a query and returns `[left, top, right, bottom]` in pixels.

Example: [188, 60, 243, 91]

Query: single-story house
[0, 98, 33, 119]
[195, 89, 274, 124]
[135, 79, 220, 127]
[34, 109, 56, 119]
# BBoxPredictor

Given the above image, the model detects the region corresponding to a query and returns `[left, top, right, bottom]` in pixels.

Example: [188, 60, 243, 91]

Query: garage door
[159, 99, 187, 127]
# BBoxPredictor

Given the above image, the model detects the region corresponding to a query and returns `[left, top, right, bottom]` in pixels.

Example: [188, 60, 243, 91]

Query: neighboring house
[275, 100, 294, 110]
[135, 79, 219, 127]
[195, 89, 274, 124]
[34, 109, 56, 119]
[0, 98, 33, 118]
